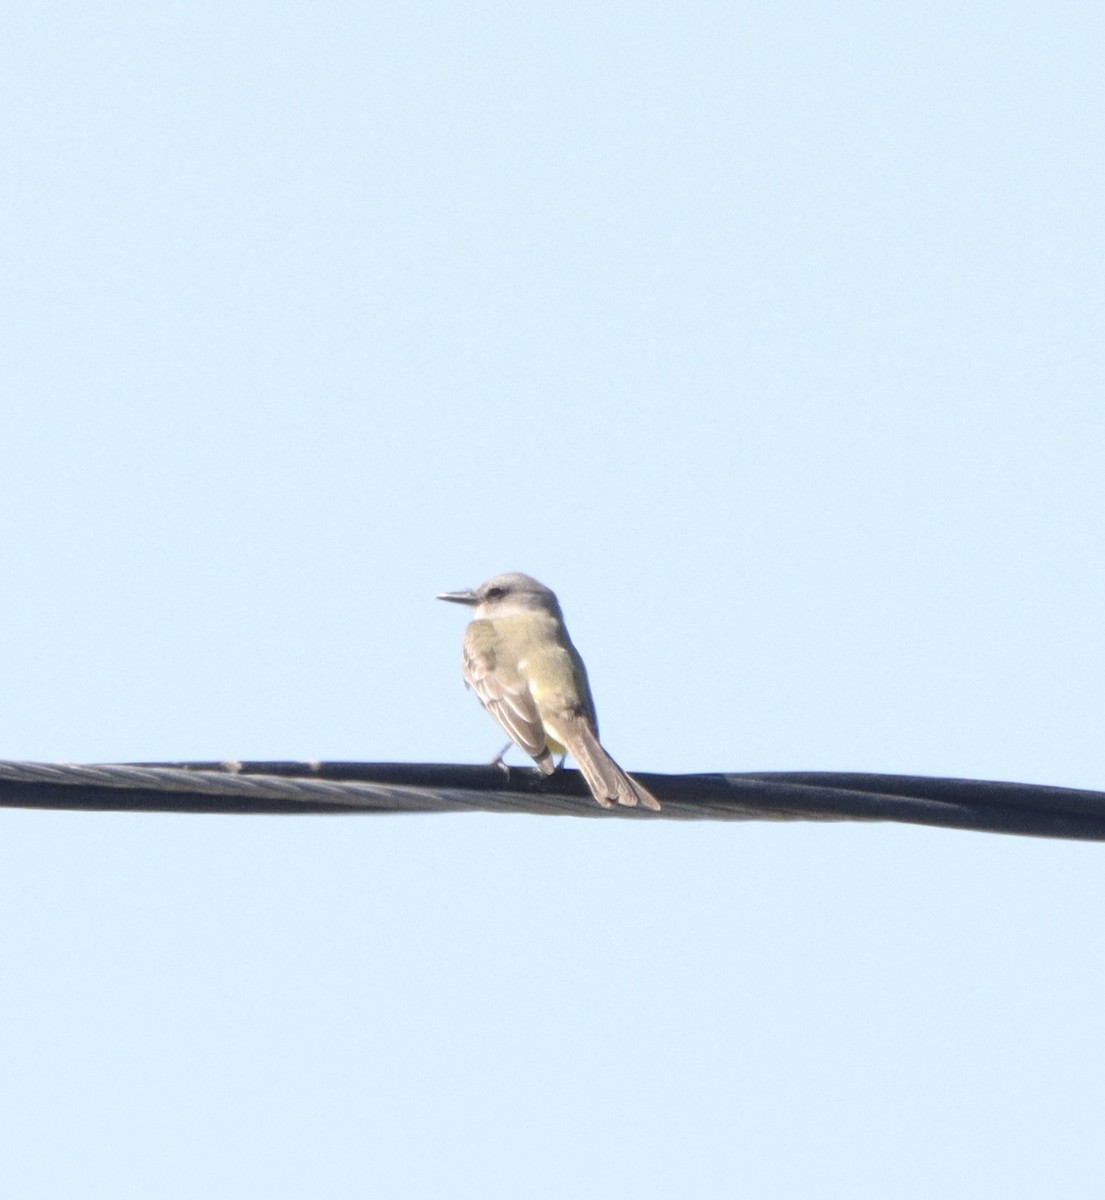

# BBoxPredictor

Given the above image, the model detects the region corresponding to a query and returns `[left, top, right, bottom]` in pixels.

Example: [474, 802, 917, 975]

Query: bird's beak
[436, 588, 480, 606]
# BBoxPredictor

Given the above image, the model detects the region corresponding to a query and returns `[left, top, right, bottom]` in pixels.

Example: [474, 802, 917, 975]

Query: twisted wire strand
[0, 759, 1103, 839]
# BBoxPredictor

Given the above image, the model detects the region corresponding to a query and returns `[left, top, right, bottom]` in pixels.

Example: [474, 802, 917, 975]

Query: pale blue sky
[2, 2, 1104, 1196]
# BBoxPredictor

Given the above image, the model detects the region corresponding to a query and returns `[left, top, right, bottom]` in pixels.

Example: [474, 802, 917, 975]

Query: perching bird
[437, 572, 661, 811]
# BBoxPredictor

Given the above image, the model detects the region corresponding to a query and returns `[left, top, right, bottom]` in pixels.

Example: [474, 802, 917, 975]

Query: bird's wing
[462, 621, 550, 762]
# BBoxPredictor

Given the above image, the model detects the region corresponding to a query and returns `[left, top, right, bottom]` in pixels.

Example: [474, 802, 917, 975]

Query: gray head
[437, 572, 563, 618]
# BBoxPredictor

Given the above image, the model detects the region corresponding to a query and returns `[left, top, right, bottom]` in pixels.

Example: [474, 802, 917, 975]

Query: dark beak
[436, 588, 480, 606]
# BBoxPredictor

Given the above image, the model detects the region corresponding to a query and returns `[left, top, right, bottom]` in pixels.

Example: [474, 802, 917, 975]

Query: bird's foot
[488, 744, 513, 777]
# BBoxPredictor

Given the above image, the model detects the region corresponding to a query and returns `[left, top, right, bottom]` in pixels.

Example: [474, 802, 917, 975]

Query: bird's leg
[488, 743, 513, 777]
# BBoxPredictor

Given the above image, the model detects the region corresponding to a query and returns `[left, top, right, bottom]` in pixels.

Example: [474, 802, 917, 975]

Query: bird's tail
[559, 717, 662, 811]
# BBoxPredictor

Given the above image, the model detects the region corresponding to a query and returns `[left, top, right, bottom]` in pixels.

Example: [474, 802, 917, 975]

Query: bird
[437, 572, 661, 811]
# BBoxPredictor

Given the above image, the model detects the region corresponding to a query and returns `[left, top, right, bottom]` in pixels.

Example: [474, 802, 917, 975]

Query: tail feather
[558, 718, 662, 812]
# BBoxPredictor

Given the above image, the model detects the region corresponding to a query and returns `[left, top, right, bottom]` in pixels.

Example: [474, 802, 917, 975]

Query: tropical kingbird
[437, 572, 661, 811]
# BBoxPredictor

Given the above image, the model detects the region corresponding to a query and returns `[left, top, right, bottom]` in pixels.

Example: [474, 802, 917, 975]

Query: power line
[0, 759, 1102, 840]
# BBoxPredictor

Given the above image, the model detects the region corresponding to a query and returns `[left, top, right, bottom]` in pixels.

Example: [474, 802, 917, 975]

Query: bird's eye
[485, 586, 504, 600]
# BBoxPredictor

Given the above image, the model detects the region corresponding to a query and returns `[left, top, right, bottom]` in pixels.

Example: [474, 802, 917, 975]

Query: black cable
[0, 759, 1102, 840]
